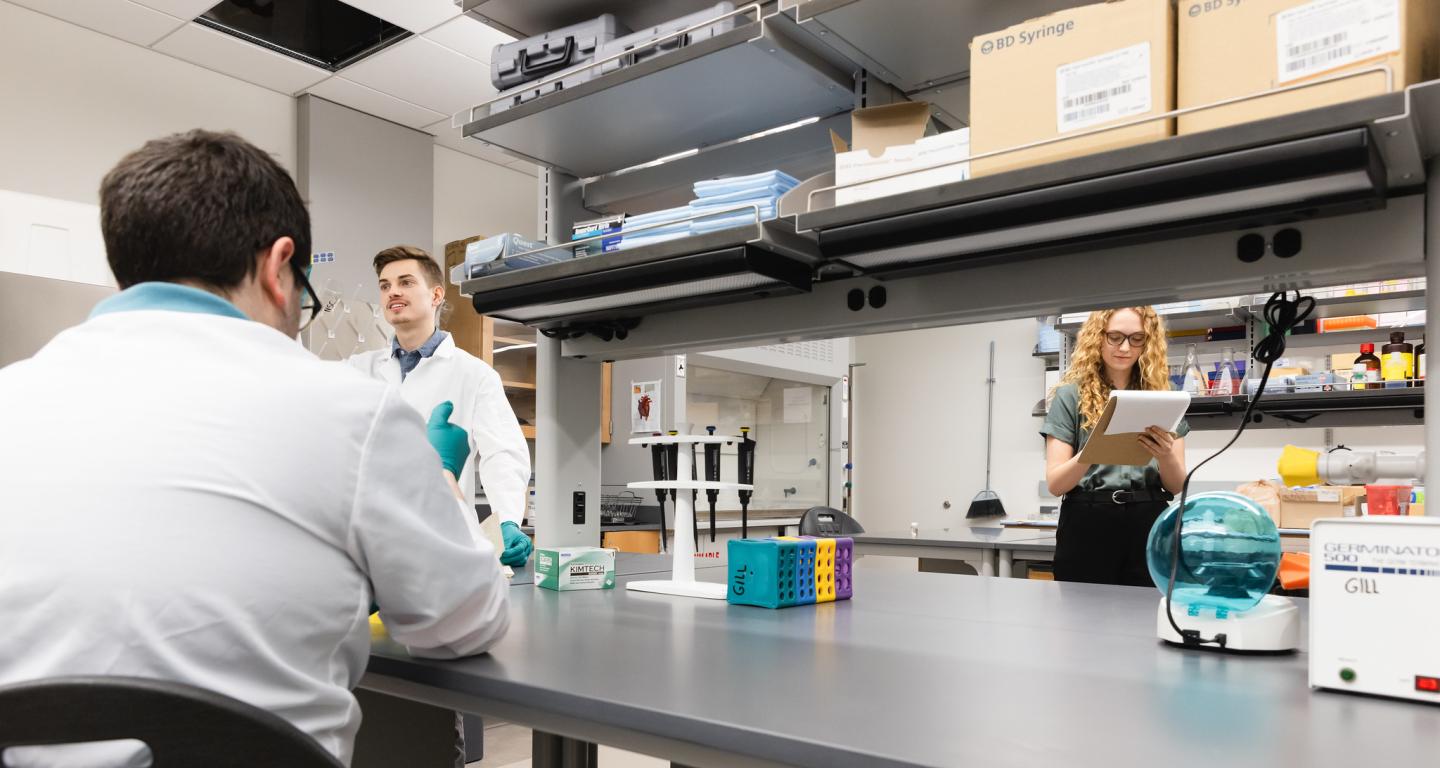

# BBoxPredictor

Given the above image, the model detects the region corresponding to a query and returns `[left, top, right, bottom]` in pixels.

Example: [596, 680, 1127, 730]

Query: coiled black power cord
[1164, 290, 1315, 648]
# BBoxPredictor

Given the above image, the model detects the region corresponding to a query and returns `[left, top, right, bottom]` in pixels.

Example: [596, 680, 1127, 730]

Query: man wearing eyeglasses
[0, 130, 509, 767]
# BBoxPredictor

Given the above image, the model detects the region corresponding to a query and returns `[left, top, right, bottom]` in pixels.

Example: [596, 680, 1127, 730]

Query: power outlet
[572, 491, 586, 525]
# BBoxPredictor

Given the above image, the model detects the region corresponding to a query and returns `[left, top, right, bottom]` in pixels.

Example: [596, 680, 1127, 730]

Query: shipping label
[1056, 43, 1153, 133]
[1276, 0, 1401, 84]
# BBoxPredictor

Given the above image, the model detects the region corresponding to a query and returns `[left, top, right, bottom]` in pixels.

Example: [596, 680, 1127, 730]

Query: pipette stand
[627, 434, 750, 600]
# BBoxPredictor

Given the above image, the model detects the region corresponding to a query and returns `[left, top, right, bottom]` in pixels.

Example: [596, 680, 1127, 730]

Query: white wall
[1, 2, 532, 293]
[0, 2, 296, 205]
[0, 1, 295, 289]
[853, 320, 1426, 535]
[852, 320, 1046, 532]
[433, 144, 540, 258]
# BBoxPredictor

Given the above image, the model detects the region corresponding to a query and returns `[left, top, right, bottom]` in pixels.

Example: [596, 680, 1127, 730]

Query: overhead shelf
[459, 219, 821, 330]
[1059, 304, 1249, 333]
[1257, 287, 1427, 321]
[804, 123, 1389, 277]
[459, 0, 731, 39]
[456, 9, 854, 178]
[1278, 324, 1426, 350]
[783, 0, 1081, 127]
[785, 74, 1440, 278]
[1185, 387, 1424, 430]
[581, 113, 851, 216]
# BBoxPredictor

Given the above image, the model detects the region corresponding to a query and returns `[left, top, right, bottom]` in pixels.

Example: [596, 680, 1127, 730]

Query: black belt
[1064, 489, 1174, 505]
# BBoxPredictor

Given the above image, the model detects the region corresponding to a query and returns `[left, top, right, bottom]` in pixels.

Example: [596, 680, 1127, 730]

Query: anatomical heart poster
[631, 379, 661, 433]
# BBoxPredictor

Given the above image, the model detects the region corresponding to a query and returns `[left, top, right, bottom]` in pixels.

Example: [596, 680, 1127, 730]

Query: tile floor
[467, 720, 668, 768]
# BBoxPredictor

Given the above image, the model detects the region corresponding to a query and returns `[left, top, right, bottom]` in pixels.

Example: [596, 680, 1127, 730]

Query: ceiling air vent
[196, 0, 411, 72]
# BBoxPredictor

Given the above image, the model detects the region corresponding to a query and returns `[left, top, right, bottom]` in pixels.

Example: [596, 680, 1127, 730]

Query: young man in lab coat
[347, 246, 533, 568]
[0, 130, 509, 768]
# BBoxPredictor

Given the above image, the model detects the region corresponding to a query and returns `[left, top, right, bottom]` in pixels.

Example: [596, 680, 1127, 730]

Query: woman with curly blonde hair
[1040, 306, 1189, 586]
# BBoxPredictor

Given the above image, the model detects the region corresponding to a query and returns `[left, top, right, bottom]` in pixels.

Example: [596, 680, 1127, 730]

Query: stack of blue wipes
[689, 170, 798, 235]
[616, 170, 800, 251]
[616, 205, 692, 250]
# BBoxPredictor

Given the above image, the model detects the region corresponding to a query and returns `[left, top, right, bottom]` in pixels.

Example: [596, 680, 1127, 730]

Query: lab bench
[851, 527, 1057, 578]
[363, 560, 1440, 768]
[1005, 518, 1317, 554]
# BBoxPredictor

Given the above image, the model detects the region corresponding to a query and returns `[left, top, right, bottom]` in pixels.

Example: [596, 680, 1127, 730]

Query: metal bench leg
[532, 729, 597, 768]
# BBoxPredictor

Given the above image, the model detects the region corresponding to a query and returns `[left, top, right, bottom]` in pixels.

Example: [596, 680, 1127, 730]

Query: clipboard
[1076, 390, 1191, 467]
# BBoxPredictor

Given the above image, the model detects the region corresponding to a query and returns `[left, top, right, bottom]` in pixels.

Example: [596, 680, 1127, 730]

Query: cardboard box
[969, 0, 1176, 177]
[831, 102, 970, 206]
[534, 546, 616, 590]
[442, 235, 487, 356]
[1179, 0, 1439, 135]
[1278, 485, 1365, 528]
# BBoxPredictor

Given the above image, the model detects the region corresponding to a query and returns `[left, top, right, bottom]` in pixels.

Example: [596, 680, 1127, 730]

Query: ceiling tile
[153, 22, 329, 95]
[341, 0, 459, 34]
[7, 0, 185, 47]
[129, 0, 216, 21]
[341, 36, 495, 116]
[307, 77, 445, 129]
[423, 16, 513, 64]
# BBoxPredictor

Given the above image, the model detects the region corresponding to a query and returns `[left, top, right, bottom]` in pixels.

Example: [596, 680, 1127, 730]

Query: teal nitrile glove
[500, 521, 533, 567]
[426, 401, 470, 477]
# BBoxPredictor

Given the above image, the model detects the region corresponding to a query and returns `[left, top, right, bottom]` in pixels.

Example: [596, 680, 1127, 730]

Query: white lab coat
[347, 335, 530, 528]
[0, 309, 509, 767]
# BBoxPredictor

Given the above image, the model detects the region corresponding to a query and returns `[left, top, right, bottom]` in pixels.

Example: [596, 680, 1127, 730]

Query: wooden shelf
[493, 335, 535, 347]
[503, 380, 538, 391]
[521, 424, 536, 440]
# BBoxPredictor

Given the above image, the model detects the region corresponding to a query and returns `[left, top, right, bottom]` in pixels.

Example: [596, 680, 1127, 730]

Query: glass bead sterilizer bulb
[1148, 492, 1281, 612]
[1146, 492, 1299, 651]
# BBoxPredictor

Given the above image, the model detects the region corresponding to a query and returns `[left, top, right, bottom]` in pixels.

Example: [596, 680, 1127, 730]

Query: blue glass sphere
[1146, 491, 1282, 613]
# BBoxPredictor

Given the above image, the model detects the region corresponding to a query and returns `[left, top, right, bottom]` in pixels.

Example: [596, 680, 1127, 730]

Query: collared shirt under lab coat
[347, 334, 530, 528]
[0, 285, 509, 767]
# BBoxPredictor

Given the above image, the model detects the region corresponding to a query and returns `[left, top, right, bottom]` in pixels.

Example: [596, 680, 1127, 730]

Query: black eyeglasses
[1104, 332, 1148, 348]
[292, 259, 321, 332]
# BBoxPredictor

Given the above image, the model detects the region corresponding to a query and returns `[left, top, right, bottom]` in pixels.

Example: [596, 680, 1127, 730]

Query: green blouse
[1039, 383, 1190, 493]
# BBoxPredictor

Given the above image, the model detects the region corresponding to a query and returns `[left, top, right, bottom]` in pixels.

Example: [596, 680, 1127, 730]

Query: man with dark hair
[0, 130, 510, 767]
[347, 245, 532, 568]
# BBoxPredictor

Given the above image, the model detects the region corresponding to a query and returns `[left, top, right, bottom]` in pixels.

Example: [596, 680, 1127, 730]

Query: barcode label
[1288, 31, 1349, 60]
[1285, 44, 1355, 73]
[1055, 43, 1152, 133]
[1276, 0, 1400, 84]
[1063, 103, 1111, 125]
[1063, 82, 1133, 110]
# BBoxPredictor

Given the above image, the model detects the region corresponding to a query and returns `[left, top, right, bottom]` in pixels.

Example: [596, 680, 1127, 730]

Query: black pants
[1054, 494, 1166, 587]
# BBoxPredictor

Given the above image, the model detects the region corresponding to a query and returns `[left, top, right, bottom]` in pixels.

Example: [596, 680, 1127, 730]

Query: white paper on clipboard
[1103, 390, 1191, 435]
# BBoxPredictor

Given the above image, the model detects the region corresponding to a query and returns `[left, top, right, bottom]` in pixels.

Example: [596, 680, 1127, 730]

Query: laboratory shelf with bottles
[1045, 278, 1428, 430]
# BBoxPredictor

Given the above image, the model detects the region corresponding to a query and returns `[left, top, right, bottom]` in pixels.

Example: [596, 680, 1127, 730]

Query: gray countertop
[853, 527, 1057, 549]
[365, 561, 1440, 768]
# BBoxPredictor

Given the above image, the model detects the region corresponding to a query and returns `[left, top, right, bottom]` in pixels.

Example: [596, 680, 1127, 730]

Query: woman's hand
[1137, 426, 1174, 459]
[1142, 426, 1188, 494]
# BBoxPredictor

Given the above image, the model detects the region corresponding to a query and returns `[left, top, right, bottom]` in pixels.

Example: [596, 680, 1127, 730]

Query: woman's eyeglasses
[1104, 332, 1148, 348]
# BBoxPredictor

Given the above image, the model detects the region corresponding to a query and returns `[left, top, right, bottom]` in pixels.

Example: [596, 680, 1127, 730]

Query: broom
[966, 340, 1007, 519]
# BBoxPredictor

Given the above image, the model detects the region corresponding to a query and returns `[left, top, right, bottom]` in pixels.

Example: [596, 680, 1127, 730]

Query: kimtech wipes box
[1178, 0, 1438, 136]
[534, 546, 616, 591]
[969, 0, 1176, 177]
